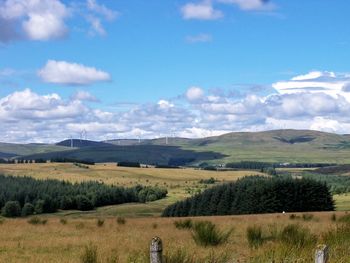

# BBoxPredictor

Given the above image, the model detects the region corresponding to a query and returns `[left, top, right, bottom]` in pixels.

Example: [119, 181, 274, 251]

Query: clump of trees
[117, 161, 141, 168]
[225, 161, 335, 169]
[162, 176, 334, 217]
[0, 175, 167, 217]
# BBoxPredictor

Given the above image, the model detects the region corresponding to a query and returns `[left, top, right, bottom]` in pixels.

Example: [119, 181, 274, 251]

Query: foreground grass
[0, 212, 348, 262]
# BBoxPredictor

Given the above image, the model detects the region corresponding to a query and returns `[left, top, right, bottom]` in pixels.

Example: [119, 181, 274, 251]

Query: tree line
[225, 161, 335, 169]
[162, 176, 334, 217]
[0, 175, 167, 217]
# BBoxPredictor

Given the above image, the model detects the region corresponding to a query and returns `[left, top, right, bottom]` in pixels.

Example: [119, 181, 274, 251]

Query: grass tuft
[174, 219, 193, 230]
[80, 243, 98, 263]
[191, 221, 232, 247]
[247, 226, 264, 248]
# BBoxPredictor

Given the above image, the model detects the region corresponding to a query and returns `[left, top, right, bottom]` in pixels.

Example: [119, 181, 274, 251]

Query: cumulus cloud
[71, 90, 99, 102]
[3, 71, 350, 143]
[181, 1, 223, 20]
[0, 0, 119, 43]
[38, 60, 111, 85]
[0, 0, 69, 42]
[186, 86, 205, 102]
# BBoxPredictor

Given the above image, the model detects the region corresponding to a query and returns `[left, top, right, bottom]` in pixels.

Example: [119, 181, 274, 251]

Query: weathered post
[150, 236, 163, 263]
[315, 245, 328, 263]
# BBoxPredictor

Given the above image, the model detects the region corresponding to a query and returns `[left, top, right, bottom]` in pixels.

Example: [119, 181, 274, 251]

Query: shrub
[60, 218, 67, 225]
[289, 214, 300, 220]
[279, 224, 316, 249]
[302, 214, 314, 221]
[199, 178, 217, 184]
[174, 219, 193, 230]
[81, 243, 98, 263]
[117, 161, 140, 168]
[27, 216, 47, 225]
[21, 203, 35, 216]
[2, 201, 21, 217]
[152, 223, 158, 229]
[117, 217, 126, 225]
[97, 218, 105, 227]
[247, 226, 264, 248]
[0, 218, 4, 224]
[331, 213, 337, 222]
[76, 222, 85, 229]
[191, 221, 232, 247]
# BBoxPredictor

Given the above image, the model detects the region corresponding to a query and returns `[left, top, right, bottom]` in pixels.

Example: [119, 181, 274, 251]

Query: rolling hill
[1, 130, 350, 164]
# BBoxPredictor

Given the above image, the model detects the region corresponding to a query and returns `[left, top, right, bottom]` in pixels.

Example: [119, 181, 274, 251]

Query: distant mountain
[56, 139, 111, 148]
[1, 130, 350, 164]
[0, 142, 70, 158]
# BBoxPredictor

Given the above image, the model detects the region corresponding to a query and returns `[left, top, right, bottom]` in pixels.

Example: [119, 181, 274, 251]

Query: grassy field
[0, 212, 348, 262]
[0, 163, 260, 217]
[0, 163, 350, 262]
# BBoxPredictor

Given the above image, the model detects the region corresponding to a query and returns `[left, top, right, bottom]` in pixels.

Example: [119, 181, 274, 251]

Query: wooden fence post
[315, 245, 328, 263]
[150, 236, 163, 263]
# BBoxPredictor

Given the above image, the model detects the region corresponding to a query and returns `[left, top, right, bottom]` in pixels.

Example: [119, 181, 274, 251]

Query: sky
[1, 0, 350, 143]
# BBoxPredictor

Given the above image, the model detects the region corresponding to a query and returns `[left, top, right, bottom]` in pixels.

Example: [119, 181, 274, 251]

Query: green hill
[2, 130, 350, 164]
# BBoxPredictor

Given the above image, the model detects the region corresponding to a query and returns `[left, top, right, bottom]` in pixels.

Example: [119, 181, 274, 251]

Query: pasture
[0, 212, 349, 262]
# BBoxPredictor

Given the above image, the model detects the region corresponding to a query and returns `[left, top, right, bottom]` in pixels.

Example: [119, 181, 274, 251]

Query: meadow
[0, 163, 259, 217]
[0, 163, 349, 262]
[0, 212, 349, 262]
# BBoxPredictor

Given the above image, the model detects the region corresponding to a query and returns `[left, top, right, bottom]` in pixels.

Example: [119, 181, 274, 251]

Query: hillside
[2, 130, 350, 164]
[0, 142, 71, 158]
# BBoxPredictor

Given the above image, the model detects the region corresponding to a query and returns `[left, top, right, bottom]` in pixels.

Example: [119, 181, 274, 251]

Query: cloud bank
[1, 71, 350, 143]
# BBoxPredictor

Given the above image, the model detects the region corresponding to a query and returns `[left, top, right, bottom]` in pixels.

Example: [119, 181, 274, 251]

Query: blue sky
[1, 0, 350, 142]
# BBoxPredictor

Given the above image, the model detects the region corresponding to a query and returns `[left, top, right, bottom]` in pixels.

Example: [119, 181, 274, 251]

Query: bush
[2, 201, 21, 217]
[279, 224, 316, 249]
[81, 243, 98, 263]
[174, 219, 193, 230]
[191, 221, 232, 247]
[60, 218, 67, 225]
[199, 178, 217, 184]
[302, 214, 314, 221]
[331, 213, 337, 222]
[97, 218, 104, 227]
[117, 217, 126, 225]
[21, 203, 35, 216]
[247, 226, 264, 248]
[27, 216, 47, 225]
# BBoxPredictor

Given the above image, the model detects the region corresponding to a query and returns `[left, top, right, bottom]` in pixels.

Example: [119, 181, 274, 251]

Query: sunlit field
[0, 212, 349, 263]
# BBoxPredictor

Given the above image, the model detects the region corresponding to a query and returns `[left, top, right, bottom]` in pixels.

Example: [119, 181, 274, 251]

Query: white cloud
[71, 91, 99, 102]
[85, 0, 118, 36]
[272, 71, 350, 102]
[87, 0, 118, 21]
[38, 60, 111, 85]
[0, 0, 119, 43]
[158, 100, 174, 109]
[3, 71, 350, 143]
[181, 1, 223, 20]
[0, 0, 69, 41]
[186, 86, 205, 101]
[218, 0, 275, 11]
[186, 33, 212, 43]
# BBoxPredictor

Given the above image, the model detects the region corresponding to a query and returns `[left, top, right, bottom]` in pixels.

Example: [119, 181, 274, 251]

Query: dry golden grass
[0, 163, 259, 187]
[0, 211, 347, 263]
